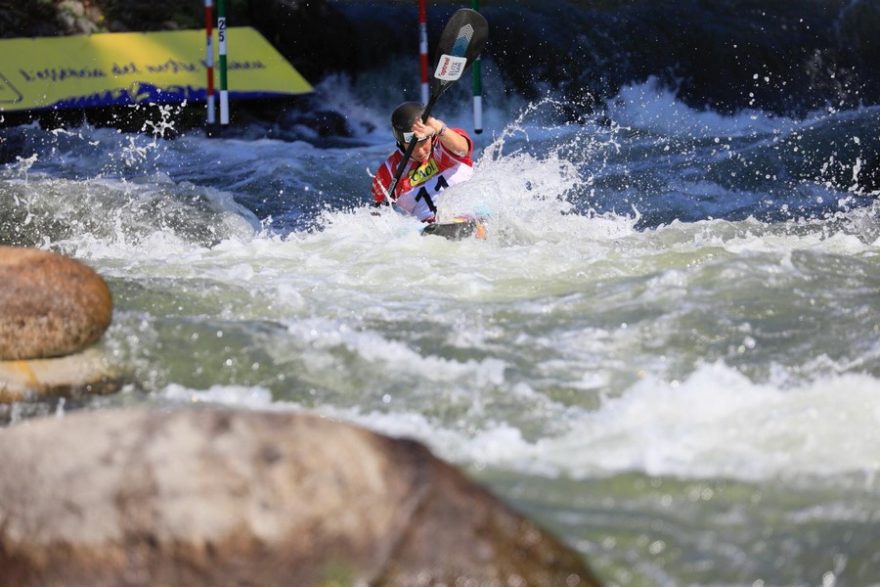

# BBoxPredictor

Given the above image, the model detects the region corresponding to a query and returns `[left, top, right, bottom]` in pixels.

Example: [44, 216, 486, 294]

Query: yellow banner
[0, 27, 312, 113]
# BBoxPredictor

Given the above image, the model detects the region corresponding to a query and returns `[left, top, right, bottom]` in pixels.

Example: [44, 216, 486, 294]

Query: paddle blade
[431, 8, 489, 98]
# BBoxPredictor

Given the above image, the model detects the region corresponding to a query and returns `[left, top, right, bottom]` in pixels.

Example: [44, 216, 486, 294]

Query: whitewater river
[2, 78, 879, 585]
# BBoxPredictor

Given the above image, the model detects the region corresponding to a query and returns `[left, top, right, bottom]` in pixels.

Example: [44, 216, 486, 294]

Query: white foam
[314, 362, 880, 484]
[281, 317, 507, 385]
[152, 354, 880, 485]
[162, 383, 275, 408]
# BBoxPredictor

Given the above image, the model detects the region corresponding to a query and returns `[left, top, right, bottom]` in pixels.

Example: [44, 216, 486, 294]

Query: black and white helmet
[391, 101, 425, 148]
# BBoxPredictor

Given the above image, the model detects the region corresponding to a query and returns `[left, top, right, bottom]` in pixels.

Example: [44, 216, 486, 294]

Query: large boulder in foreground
[0, 247, 112, 360]
[0, 408, 600, 587]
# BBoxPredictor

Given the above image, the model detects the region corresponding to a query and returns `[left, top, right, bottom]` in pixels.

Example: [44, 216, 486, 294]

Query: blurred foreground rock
[0, 347, 122, 403]
[0, 407, 601, 587]
[0, 246, 112, 360]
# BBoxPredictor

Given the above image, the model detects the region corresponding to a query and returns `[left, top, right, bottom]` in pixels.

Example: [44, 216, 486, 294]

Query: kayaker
[371, 101, 474, 223]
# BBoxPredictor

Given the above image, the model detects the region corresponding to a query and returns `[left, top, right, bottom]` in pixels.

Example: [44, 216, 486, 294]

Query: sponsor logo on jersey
[408, 158, 440, 186]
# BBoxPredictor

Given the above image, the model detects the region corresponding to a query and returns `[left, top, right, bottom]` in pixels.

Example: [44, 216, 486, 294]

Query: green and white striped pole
[471, 0, 483, 134]
[217, 0, 229, 125]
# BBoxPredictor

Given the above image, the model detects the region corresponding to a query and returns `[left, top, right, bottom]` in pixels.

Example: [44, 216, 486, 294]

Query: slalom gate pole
[419, 0, 429, 105]
[218, 0, 229, 126]
[204, 0, 216, 125]
[471, 0, 483, 134]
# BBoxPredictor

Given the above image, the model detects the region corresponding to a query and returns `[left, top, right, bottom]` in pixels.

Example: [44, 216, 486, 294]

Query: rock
[0, 0, 63, 38]
[291, 109, 353, 137]
[0, 408, 601, 587]
[0, 347, 124, 403]
[101, 0, 235, 33]
[0, 247, 112, 360]
[248, 0, 357, 84]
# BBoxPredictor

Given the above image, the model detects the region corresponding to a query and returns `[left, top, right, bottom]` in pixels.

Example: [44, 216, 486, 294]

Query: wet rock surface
[0, 407, 601, 587]
[0, 247, 112, 360]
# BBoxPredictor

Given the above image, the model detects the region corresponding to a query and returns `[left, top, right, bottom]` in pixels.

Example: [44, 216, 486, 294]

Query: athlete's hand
[411, 117, 441, 140]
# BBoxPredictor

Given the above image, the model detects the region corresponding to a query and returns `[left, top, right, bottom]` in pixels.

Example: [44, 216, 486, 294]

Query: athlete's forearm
[426, 117, 468, 156]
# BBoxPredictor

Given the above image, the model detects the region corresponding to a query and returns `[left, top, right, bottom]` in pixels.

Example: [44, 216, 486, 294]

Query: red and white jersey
[371, 129, 474, 222]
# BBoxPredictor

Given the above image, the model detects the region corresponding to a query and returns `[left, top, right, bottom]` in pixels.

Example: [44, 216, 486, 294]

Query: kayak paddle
[382, 8, 489, 206]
